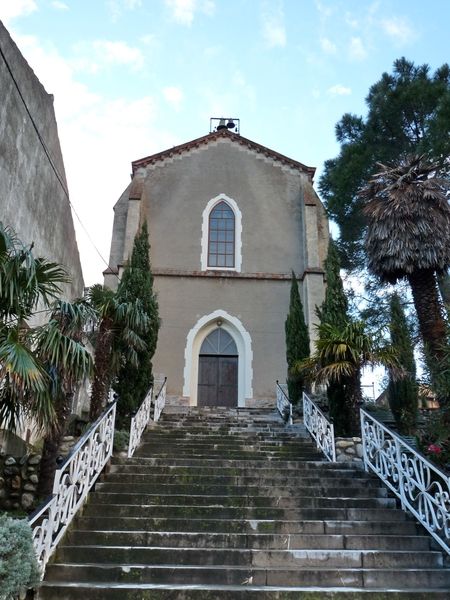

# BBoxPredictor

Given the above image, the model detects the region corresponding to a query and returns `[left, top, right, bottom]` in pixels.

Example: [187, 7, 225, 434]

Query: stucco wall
[0, 22, 83, 303]
[106, 134, 329, 405]
[153, 275, 295, 401]
[139, 140, 307, 275]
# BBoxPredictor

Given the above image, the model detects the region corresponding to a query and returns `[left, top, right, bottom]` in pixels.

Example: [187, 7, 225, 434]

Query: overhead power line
[0, 40, 119, 282]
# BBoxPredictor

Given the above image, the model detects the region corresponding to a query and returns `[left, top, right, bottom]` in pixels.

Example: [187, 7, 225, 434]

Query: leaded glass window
[208, 201, 235, 268]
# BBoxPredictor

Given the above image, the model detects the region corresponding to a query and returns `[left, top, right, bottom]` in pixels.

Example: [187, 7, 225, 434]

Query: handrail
[153, 377, 167, 422]
[361, 408, 450, 555]
[29, 401, 117, 573]
[276, 381, 293, 425]
[128, 385, 153, 458]
[303, 392, 336, 462]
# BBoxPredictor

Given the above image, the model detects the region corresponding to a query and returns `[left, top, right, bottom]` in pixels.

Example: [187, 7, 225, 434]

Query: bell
[217, 118, 227, 130]
[226, 119, 235, 129]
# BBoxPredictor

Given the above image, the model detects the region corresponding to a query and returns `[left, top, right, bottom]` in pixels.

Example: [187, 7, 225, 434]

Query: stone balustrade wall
[335, 436, 363, 463]
[0, 436, 79, 512]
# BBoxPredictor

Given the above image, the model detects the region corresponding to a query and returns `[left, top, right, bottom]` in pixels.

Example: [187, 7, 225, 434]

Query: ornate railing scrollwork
[153, 377, 167, 423]
[361, 408, 450, 555]
[303, 392, 336, 462]
[29, 401, 117, 572]
[276, 381, 293, 425]
[128, 386, 153, 458]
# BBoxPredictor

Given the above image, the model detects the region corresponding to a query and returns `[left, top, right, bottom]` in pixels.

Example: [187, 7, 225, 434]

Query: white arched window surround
[201, 194, 242, 272]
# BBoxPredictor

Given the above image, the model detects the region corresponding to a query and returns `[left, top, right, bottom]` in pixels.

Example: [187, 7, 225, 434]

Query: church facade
[105, 128, 329, 408]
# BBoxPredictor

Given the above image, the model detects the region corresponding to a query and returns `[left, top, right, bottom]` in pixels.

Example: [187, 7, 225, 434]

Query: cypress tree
[318, 239, 351, 435]
[285, 272, 310, 404]
[114, 221, 159, 426]
[387, 293, 418, 434]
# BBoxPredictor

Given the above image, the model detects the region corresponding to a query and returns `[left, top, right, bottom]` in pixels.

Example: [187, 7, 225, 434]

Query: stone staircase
[38, 408, 450, 599]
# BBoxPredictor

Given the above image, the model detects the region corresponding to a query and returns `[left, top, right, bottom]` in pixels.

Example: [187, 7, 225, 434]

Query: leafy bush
[417, 408, 450, 472]
[0, 514, 40, 599]
[113, 429, 130, 453]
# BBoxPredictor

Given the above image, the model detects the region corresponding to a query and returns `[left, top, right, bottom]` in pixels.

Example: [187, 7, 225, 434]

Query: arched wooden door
[198, 328, 238, 407]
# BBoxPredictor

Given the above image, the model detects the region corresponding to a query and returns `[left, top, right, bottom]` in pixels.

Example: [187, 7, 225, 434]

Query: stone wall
[0, 436, 79, 512]
[335, 436, 363, 463]
[0, 22, 84, 308]
[0, 453, 41, 511]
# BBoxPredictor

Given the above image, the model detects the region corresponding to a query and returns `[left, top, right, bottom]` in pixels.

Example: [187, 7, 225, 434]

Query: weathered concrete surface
[0, 21, 84, 305]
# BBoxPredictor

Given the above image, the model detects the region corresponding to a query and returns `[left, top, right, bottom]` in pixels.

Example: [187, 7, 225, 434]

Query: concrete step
[55, 545, 444, 569]
[43, 563, 450, 588]
[39, 406, 449, 598]
[83, 503, 411, 521]
[73, 517, 421, 536]
[88, 492, 398, 509]
[109, 462, 361, 476]
[66, 530, 432, 551]
[95, 483, 389, 498]
[104, 473, 382, 487]
[114, 458, 357, 470]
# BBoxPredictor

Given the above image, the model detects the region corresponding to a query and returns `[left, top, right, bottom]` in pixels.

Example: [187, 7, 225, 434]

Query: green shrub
[0, 514, 40, 599]
[113, 429, 130, 453]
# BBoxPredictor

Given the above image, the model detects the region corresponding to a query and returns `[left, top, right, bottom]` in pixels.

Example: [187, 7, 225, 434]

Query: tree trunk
[37, 392, 73, 498]
[408, 269, 448, 405]
[437, 272, 450, 314]
[89, 319, 113, 421]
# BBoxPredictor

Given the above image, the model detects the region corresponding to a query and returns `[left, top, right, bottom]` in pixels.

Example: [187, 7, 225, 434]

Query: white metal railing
[128, 386, 153, 458]
[153, 377, 167, 422]
[361, 408, 450, 555]
[276, 381, 293, 425]
[303, 392, 336, 462]
[29, 401, 116, 572]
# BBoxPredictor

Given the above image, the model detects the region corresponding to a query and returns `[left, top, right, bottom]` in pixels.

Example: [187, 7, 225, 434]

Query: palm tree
[361, 157, 450, 388]
[35, 300, 94, 497]
[86, 285, 149, 420]
[296, 320, 398, 435]
[0, 222, 68, 430]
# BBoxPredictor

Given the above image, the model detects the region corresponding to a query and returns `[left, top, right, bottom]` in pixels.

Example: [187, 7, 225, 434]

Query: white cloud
[107, 0, 142, 21]
[345, 12, 358, 28]
[261, 0, 286, 48]
[327, 84, 351, 96]
[315, 0, 333, 18]
[348, 36, 367, 61]
[1, 0, 37, 25]
[72, 39, 145, 73]
[381, 16, 416, 45]
[320, 37, 336, 54]
[10, 32, 180, 286]
[165, 0, 215, 27]
[163, 86, 183, 111]
[51, 1, 69, 10]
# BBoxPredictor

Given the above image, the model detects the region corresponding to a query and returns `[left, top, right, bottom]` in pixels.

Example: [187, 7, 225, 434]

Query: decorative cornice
[150, 267, 324, 281]
[131, 129, 316, 180]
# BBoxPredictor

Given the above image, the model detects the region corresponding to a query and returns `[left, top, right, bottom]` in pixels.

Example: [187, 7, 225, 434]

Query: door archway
[198, 328, 238, 407]
[183, 310, 253, 407]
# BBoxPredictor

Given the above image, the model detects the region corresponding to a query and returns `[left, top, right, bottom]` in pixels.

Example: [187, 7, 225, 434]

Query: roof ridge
[131, 129, 315, 179]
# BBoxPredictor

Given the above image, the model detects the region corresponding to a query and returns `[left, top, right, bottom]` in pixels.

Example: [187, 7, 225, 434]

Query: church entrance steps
[37, 408, 450, 598]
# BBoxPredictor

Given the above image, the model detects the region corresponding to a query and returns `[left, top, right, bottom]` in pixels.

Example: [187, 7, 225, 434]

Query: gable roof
[131, 128, 316, 180]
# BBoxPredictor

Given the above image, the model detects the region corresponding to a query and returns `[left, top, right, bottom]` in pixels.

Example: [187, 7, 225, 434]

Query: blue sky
[2, 0, 450, 287]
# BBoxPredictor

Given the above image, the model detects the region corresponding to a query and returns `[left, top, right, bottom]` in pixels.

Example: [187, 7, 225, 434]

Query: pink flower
[427, 444, 443, 454]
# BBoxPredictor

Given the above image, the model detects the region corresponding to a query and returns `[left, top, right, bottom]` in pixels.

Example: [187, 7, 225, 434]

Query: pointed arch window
[200, 194, 242, 272]
[208, 201, 235, 268]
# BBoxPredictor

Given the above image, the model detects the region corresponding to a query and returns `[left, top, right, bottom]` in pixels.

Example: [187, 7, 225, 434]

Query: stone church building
[105, 126, 329, 408]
